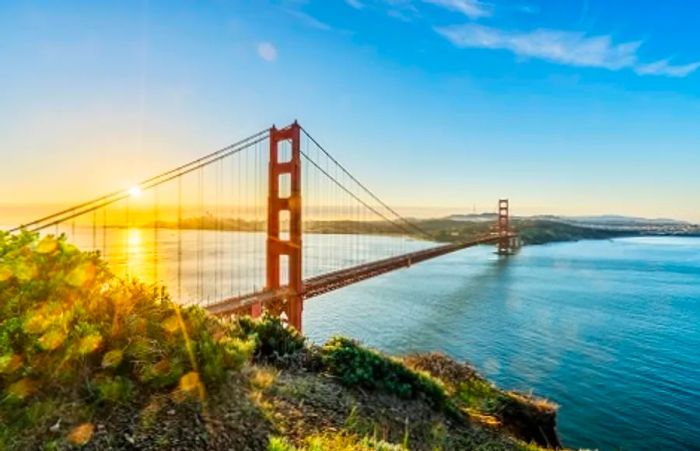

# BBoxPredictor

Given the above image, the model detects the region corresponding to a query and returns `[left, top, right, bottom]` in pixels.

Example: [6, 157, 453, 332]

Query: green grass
[268, 433, 404, 451]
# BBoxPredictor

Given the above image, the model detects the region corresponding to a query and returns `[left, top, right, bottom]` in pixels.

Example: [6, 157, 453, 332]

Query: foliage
[513, 219, 632, 245]
[406, 217, 636, 245]
[404, 353, 502, 411]
[235, 313, 305, 363]
[321, 337, 448, 409]
[0, 231, 254, 447]
[404, 354, 559, 449]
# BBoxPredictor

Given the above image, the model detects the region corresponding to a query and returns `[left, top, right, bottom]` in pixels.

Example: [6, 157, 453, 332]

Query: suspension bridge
[8, 122, 517, 331]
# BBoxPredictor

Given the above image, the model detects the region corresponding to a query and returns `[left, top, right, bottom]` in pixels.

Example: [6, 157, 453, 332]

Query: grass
[268, 433, 404, 451]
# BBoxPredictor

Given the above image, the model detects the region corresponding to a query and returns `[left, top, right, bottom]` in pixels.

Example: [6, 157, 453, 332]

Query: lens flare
[128, 186, 142, 198]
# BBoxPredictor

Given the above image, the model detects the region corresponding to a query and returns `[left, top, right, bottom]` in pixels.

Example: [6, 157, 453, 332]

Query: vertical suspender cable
[177, 176, 183, 302]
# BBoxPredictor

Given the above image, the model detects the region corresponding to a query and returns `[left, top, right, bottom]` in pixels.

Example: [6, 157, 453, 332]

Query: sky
[1, 0, 699, 222]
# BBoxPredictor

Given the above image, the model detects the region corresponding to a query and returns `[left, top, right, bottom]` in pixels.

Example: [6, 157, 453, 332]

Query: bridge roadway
[206, 233, 514, 316]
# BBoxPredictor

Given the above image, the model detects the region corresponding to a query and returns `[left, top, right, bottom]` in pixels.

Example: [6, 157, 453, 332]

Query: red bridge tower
[497, 199, 516, 255]
[251, 122, 304, 330]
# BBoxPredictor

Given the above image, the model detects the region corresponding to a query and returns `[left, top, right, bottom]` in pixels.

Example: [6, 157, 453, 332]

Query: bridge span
[9, 121, 518, 332]
[207, 232, 516, 316]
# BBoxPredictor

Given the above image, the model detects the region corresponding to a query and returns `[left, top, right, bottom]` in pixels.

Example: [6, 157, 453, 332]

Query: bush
[321, 337, 448, 409]
[0, 231, 254, 447]
[236, 313, 305, 363]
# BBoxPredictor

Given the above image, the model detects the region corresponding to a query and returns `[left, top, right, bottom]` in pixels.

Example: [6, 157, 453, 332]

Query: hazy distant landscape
[143, 213, 700, 246]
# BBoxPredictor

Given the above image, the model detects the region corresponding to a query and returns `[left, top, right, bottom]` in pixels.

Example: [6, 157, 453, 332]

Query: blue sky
[1, 0, 699, 221]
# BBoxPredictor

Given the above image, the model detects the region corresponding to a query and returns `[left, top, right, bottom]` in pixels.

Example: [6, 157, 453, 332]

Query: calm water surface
[304, 237, 700, 450]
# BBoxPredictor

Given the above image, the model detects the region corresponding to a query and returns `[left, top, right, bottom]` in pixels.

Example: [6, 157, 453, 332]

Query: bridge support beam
[258, 122, 303, 330]
[497, 199, 515, 255]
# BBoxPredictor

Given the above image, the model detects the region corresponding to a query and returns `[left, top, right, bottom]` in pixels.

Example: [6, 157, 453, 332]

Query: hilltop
[0, 232, 562, 450]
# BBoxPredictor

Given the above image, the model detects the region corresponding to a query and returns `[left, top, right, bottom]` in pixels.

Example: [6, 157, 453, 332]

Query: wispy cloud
[345, 0, 365, 9]
[376, 0, 421, 21]
[635, 59, 700, 78]
[437, 25, 639, 69]
[285, 9, 332, 30]
[256, 42, 278, 62]
[436, 24, 699, 77]
[423, 0, 491, 19]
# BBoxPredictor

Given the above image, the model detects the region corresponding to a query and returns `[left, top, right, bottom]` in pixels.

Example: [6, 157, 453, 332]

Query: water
[8, 225, 700, 448]
[26, 226, 432, 306]
[303, 237, 700, 450]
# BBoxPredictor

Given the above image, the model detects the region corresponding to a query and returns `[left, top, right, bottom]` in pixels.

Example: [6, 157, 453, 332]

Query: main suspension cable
[301, 127, 434, 240]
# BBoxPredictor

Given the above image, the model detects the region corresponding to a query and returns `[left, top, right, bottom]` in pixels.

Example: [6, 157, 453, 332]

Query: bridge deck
[206, 233, 513, 316]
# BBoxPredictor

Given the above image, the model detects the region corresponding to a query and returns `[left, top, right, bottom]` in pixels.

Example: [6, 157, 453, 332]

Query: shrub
[0, 231, 254, 446]
[321, 337, 448, 409]
[236, 313, 305, 362]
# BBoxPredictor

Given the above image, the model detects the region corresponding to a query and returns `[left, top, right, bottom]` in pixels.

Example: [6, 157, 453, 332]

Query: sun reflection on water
[126, 228, 146, 282]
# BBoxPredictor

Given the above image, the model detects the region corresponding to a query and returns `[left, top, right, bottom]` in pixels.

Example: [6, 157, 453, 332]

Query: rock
[49, 419, 61, 433]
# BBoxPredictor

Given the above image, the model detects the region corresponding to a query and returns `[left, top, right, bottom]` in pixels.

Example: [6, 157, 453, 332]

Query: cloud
[286, 9, 332, 30]
[437, 24, 639, 69]
[349, 1, 698, 77]
[345, 0, 364, 9]
[256, 42, 278, 62]
[436, 24, 699, 77]
[635, 59, 700, 78]
[423, 0, 491, 19]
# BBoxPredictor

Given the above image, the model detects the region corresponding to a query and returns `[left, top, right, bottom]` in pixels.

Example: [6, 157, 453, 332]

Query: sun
[128, 186, 142, 198]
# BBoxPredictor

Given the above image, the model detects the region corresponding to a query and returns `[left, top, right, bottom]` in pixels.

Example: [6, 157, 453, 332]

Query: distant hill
[446, 213, 497, 222]
[533, 214, 691, 227]
[437, 213, 699, 244]
[447, 212, 697, 230]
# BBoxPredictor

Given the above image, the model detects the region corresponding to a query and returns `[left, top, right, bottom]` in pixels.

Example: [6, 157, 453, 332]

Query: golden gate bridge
[8, 122, 517, 332]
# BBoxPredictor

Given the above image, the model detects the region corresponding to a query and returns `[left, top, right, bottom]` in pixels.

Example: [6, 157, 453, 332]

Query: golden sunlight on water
[42, 226, 430, 308]
[125, 227, 145, 281]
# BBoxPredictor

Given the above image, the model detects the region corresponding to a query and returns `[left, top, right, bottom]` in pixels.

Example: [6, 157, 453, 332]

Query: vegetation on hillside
[0, 232, 561, 450]
[153, 215, 638, 246]
[413, 218, 634, 245]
